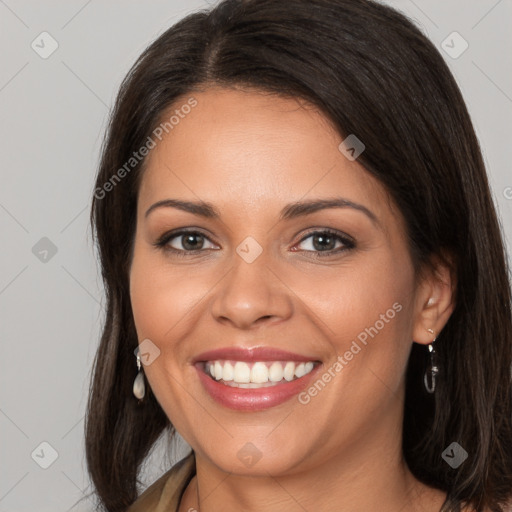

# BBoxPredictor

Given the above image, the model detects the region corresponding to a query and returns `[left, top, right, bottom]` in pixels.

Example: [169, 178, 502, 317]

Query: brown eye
[173, 232, 206, 251]
[295, 229, 355, 257]
[154, 230, 217, 255]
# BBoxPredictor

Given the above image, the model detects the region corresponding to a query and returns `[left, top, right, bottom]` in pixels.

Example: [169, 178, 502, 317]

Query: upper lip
[192, 346, 320, 363]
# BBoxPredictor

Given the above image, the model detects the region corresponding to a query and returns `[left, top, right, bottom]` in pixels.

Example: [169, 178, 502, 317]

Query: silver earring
[133, 349, 145, 401]
[423, 329, 439, 394]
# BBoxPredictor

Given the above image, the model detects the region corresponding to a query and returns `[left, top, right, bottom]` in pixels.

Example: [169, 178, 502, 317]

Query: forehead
[138, 87, 390, 220]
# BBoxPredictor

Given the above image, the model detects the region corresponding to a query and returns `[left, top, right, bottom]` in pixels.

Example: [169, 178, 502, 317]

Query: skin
[129, 86, 456, 512]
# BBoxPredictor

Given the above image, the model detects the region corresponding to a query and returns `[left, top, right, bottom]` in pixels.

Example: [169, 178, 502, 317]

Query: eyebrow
[145, 197, 379, 226]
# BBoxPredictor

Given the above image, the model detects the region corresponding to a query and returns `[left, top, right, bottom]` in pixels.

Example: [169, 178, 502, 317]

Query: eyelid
[154, 228, 219, 250]
[295, 227, 355, 245]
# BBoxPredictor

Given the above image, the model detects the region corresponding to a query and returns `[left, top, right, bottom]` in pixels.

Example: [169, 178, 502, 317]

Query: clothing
[127, 452, 196, 512]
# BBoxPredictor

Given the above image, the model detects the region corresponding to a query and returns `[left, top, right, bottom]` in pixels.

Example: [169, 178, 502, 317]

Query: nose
[210, 251, 294, 330]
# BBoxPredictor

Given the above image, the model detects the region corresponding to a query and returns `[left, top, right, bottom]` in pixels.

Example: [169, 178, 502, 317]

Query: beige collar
[127, 451, 196, 512]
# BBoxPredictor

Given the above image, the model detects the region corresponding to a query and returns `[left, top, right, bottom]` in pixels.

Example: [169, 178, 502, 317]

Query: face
[129, 86, 427, 477]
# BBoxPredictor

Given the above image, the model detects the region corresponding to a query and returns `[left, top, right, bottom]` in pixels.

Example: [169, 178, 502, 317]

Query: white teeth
[205, 359, 317, 385]
[223, 361, 234, 381]
[269, 362, 284, 382]
[283, 362, 295, 381]
[296, 362, 314, 378]
[214, 361, 223, 380]
[251, 362, 269, 383]
[233, 361, 251, 383]
[295, 363, 306, 378]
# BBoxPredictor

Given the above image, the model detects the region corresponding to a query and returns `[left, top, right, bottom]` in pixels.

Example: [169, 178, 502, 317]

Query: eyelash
[153, 228, 356, 259]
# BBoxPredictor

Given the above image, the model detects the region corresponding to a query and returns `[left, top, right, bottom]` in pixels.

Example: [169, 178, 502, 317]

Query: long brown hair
[85, 1, 512, 510]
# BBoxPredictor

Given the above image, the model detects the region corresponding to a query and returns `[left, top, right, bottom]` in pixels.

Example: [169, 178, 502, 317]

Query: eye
[293, 229, 355, 257]
[154, 230, 217, 255]
[154, 228, 355, 258]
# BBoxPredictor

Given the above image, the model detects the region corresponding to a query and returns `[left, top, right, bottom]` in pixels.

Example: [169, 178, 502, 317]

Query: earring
[133, 348, 145, 401]
[423, 328, 439, 394]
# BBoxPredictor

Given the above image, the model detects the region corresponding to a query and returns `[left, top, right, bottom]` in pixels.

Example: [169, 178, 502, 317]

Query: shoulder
[127, 452, 196, 512]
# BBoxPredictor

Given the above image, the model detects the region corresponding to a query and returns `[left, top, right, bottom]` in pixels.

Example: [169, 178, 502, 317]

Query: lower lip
[195, 363, 322, 411]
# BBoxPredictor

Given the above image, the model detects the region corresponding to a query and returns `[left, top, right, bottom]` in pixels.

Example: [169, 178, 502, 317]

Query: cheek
[311, 250, 415, 391]
[128, 245, 219, 402]
[308, 251, 412, 338]
[129, 248, 200, 415]
[129, 248, 207, 342]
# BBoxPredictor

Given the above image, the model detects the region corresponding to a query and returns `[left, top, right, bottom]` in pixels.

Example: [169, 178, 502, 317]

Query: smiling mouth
[201, 360, 320, 388]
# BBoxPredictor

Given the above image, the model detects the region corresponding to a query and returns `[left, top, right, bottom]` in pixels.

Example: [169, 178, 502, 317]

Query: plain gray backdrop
[1, 0, 511, 511]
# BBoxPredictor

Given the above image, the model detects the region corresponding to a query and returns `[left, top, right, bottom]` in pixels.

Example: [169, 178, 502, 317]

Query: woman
[85, 0, 512, 511]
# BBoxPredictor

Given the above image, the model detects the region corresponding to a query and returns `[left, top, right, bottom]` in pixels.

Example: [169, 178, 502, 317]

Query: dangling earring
[133, 348, 145, 402]
[423, 328, 439, 394]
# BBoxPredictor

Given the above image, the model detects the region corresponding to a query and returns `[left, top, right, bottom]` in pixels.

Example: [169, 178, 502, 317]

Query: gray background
[0, 0, 511, 511]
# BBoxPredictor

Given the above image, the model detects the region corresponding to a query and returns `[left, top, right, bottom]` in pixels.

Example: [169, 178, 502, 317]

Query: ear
[412, 252, 457, 345]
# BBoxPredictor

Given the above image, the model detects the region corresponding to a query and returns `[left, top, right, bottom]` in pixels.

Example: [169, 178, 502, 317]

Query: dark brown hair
[85, 1, 512, 511]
